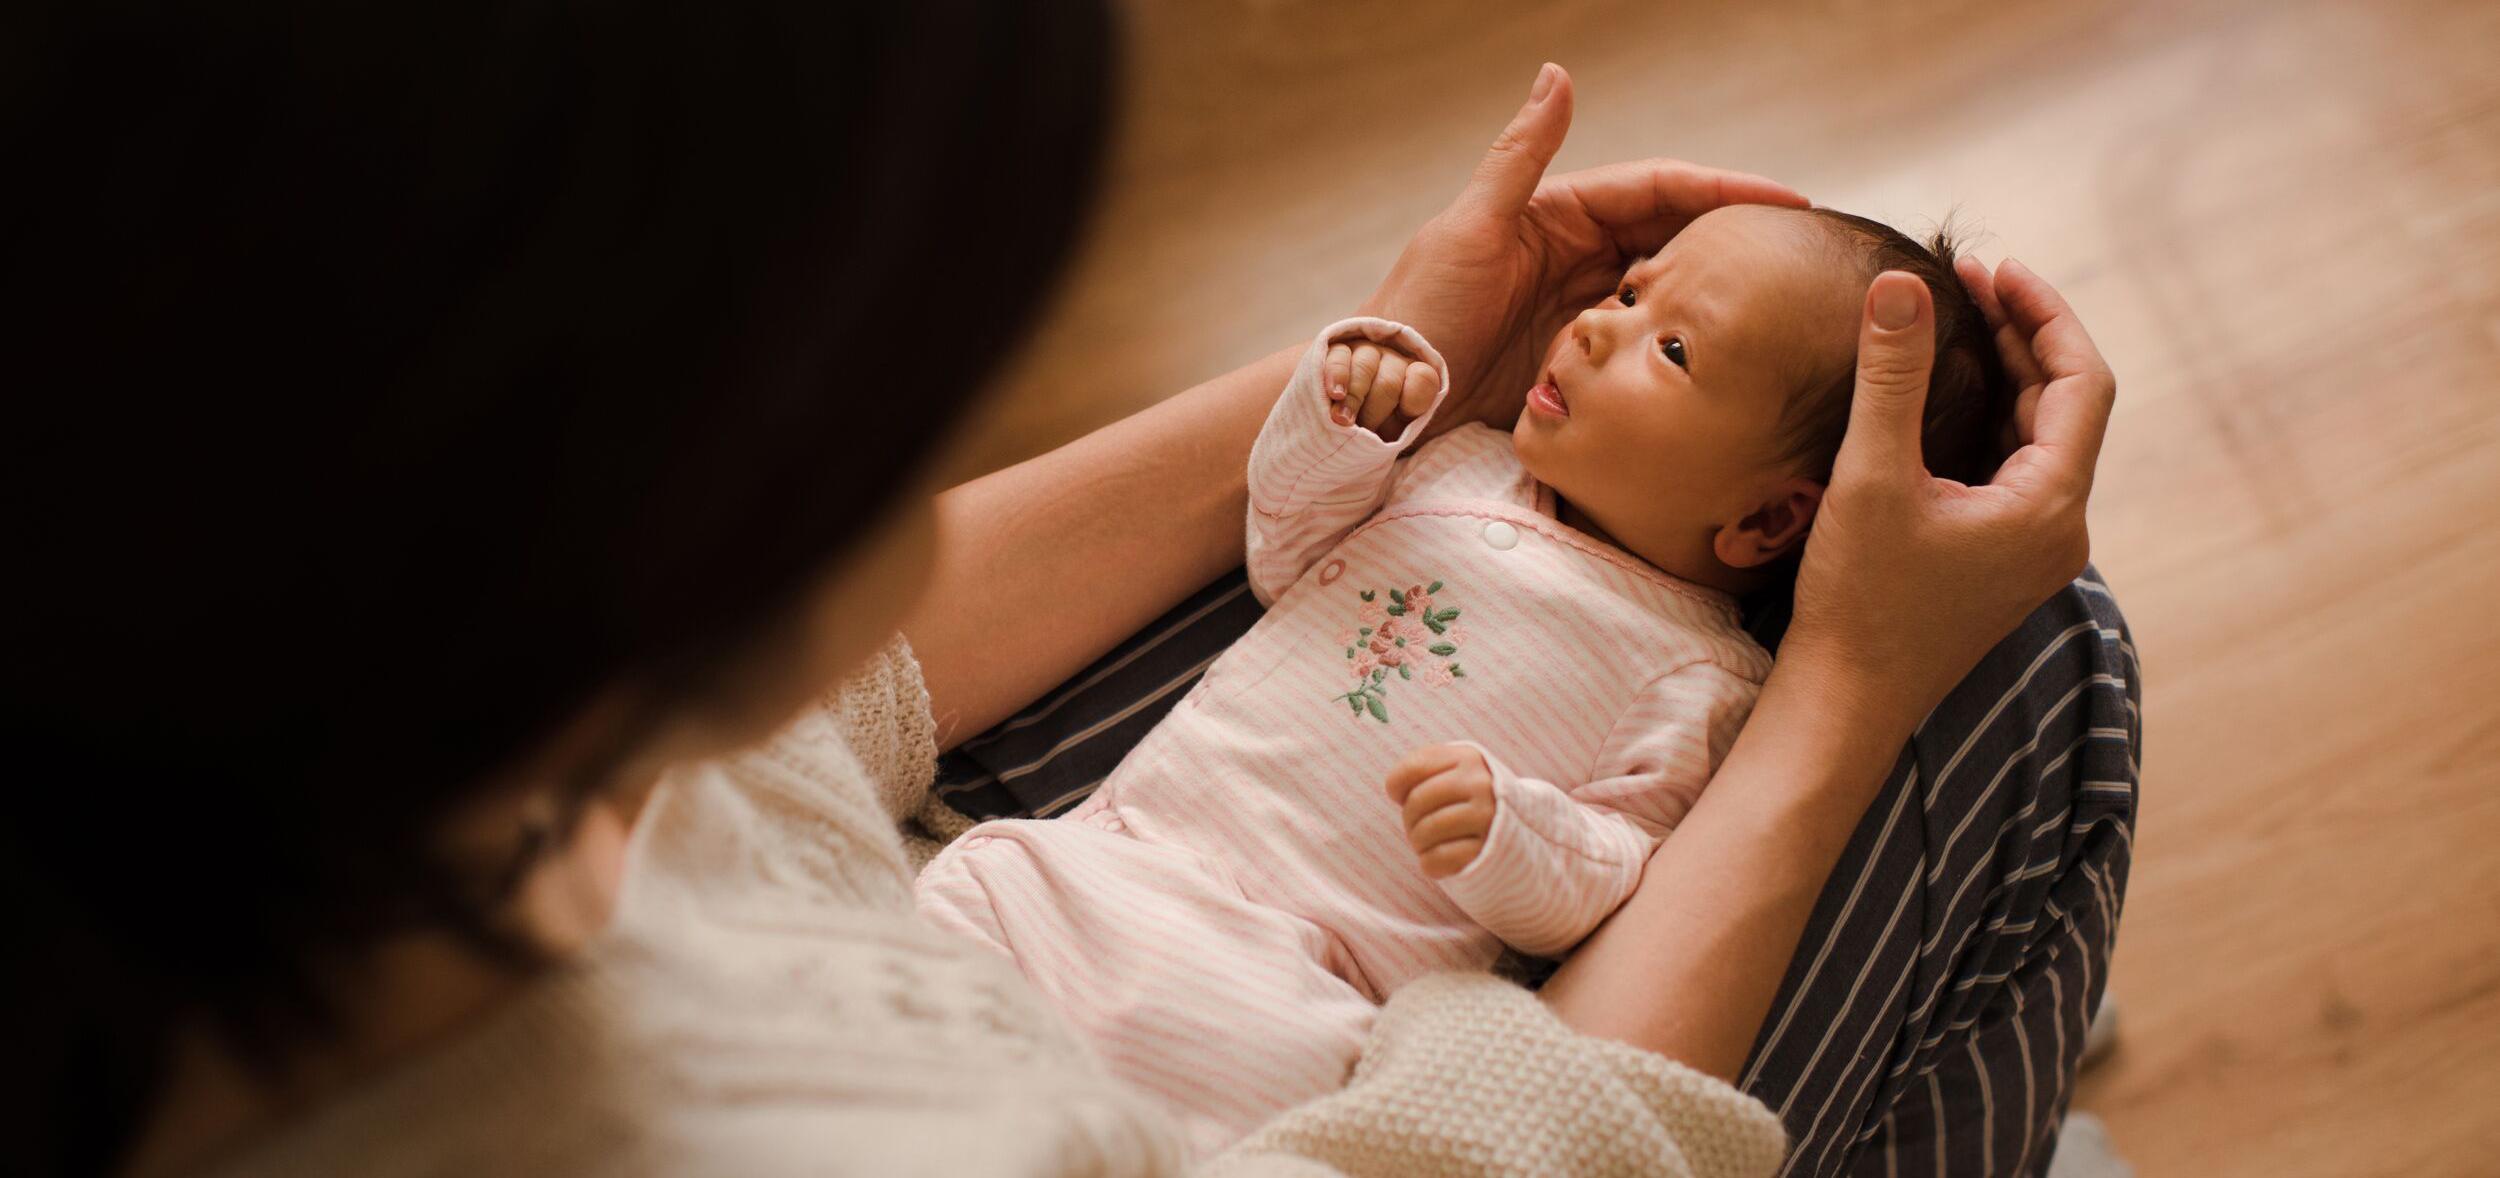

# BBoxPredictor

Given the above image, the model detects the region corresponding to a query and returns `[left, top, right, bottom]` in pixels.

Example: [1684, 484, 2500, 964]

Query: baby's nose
[1574, 315, 1608, 363]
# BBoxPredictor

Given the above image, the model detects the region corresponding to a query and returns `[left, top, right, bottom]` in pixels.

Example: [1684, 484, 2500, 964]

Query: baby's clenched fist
[1382, 743, 1496, 879]
[1324, 335, 1439, 439]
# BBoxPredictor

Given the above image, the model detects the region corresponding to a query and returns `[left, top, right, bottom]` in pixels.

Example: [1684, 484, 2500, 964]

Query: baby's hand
[1383, 743, 1496, 879]
[1324, 335, 1439, 439]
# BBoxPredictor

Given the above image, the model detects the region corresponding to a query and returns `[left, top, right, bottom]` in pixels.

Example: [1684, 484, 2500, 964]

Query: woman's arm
[1535, 645, 1917, 1080]
[902, 343, 1296, 750]
[906, 64, 1806, 751]
[1542, 260, 2118, 1081]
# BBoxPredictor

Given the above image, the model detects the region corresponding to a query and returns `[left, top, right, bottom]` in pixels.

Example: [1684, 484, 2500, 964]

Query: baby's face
[1512, 205, 1862, 584]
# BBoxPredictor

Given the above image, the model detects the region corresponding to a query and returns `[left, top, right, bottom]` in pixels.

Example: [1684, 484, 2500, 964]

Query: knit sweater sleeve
[814, 632, 941, 822]
[1197, 972, 1787, 1178]
[618, 632, 940, 925]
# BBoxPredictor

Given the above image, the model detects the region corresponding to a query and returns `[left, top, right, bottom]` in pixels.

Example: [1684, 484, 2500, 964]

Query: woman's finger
[1830, 271, 1937, 488]
[2003, 379, 2046, 454]
[1362, 356, 1408, 430]
[1997, 259, 2110, 388]
[1456, 63, 1573, 222]
[1955, 254, 2045, 451]
[1538, 159, 1810, 259]
[1990, 259, 2115, 501]
[1955, 253, 2003, 326]
[1955, 254, 2045, 393]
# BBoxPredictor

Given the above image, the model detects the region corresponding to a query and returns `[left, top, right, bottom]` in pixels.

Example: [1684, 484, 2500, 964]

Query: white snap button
[1482, 521, 1520, 550]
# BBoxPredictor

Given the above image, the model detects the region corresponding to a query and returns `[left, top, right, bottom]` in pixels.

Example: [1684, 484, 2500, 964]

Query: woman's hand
[1360, 63, 1808, 439]
[1542, 258, 2115, 1077]
[1783, 261, 2117, 730]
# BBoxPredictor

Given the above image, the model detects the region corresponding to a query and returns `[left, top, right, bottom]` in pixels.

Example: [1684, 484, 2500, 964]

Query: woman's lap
[934, 566, 2139, 1177]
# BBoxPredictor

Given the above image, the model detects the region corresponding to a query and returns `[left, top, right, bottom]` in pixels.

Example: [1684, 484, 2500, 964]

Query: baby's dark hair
[1776, 209, 2012, 486]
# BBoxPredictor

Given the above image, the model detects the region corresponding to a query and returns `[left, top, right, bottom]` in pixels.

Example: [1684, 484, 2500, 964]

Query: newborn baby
[916, 204, 2010, 1154]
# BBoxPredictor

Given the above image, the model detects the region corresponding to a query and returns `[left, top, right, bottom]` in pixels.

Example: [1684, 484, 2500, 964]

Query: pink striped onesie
[916, 317, 1772, 1155]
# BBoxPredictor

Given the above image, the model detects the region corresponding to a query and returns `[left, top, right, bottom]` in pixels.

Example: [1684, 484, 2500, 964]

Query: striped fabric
[920, 319, 1790, 1154]
[934, 566, 2136, 1176]
[1732, 574, 2137, 1177]
[917, 808, 1384, 1154]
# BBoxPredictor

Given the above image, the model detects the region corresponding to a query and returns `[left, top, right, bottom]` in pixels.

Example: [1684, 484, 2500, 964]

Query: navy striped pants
[936, 566, 2139, 1176]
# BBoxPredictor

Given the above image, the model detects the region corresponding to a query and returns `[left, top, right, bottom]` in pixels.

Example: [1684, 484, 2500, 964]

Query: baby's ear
[1713, 478, 1825, 570]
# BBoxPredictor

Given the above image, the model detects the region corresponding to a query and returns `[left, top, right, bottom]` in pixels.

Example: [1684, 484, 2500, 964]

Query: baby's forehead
[1640, 208, 1860, 326]
[1630, 204, 1837, 277]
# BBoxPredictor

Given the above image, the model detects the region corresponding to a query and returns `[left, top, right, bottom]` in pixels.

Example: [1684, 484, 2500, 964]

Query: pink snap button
[1317, 558, 1346, 586]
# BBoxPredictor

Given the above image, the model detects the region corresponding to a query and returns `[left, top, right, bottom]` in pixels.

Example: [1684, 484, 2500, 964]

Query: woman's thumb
[1459, 63, 1572, 220]
[1833, 272, 1938, 484]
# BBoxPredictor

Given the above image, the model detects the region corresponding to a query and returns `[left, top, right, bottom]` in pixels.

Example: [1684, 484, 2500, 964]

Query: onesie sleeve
[1433, 661, 1760, 958]
[1244, 317, 1451, 606]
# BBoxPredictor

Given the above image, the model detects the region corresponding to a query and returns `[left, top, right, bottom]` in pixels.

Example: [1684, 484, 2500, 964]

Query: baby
[916, 204, 2010, 1153]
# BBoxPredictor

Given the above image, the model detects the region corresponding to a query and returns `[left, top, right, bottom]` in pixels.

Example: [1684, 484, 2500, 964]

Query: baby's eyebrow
[1624, 251, 1683, 292]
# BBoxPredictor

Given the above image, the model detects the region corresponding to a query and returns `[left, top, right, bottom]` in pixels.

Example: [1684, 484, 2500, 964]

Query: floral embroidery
[1331, 578, 1467, 723]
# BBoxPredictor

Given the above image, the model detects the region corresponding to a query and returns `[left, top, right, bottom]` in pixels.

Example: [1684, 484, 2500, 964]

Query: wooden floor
[959, 1, 2500, 1173]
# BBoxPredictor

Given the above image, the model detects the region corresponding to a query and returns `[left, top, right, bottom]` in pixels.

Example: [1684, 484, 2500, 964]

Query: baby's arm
[1244, 318, 1447, 605]
[1383, 662, 1759, 958]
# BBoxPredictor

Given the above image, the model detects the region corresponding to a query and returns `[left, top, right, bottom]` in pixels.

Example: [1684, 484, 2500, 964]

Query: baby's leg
[917, 817, 1375, 1156]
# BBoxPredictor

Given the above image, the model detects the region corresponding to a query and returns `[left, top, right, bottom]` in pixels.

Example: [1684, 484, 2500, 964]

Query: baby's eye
[1616, 285, 1638, 307]
[1660, 335, 1689, 369]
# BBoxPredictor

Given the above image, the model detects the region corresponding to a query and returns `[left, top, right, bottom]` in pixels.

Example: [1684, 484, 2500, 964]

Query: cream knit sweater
[204, 635, 1786, 1178]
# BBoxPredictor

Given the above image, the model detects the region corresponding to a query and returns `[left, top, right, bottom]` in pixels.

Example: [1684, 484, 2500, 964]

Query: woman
[5, 2, 2115, 1175]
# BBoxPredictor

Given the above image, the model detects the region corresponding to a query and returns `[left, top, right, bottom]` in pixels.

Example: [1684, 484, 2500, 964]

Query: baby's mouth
[1529, 370, 1570, 418]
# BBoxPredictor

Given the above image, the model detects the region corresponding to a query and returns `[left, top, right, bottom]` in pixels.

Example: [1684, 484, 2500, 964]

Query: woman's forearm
[903, 344, 1300, 750]
[1538, 648, 1924, 1081]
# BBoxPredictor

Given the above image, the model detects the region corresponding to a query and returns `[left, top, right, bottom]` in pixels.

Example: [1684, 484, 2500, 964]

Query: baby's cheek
[1518, 420, 1629, 505]
[1510, 417, 1562, 482]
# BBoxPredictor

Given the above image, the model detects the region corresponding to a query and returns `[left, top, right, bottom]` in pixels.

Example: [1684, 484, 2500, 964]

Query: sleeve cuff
[1435, 741, 1651, 929]
[1308, 316, 1452, 450]
[1434, 741, 1539, 907]
[741, 631, 938, 823]
[1248, 317, 1453, 518]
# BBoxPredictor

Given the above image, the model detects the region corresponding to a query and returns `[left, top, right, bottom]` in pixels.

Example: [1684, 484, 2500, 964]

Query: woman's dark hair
[1, 0, 1113, 1170]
